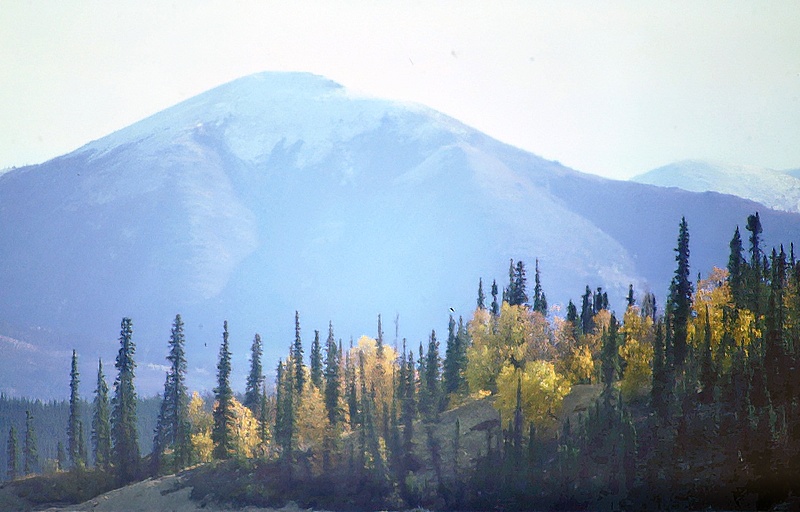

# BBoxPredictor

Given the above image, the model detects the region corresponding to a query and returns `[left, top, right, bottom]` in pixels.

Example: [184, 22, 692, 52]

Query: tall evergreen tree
[244, 333, 264, 414]
[92, 359, 111, 467]
[155, 314, 190, 471]
[601, 314, 620, 405]
[728, 226, 747, 309]
[112, 317, 140, 484]
[68, 349, 82, 467]
[651, 320, 668, 421]
[443, 316, 457, 395]
[421, 330, 442, 419]
[310, 330, 323, 390]
[580, 285, 594, 334]
[477, 277, 486, 310]
[6, 427, 17, 480]
[669, 217, 692, 371]
[212, 321, 234, 460]
[626, 284, 635, 308]
[292, 311, 305, 394]
[23, 410, 37, 476]
[323, 322, 341, 426]
[532, 259, 548, 315]
[491, 279, 500, 316]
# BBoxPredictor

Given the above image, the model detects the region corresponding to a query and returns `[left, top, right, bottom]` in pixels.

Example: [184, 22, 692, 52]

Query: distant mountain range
[632, 160, 800, 213]
[3, 72, 799, 398]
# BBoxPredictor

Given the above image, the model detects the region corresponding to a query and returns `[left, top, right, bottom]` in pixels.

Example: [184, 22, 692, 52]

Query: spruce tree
[310, 329, 323, 389]
[477, 277, 486, 310]
[651, 320, 668, 421]
[56, 441, 65, 472]
[68, 349, 82, 467]
[601, 314, 620, 405]
[323, 322, 341, 425]
[443, 315, 459, 396]
[244, 333, 264, 415]
[212, 321, 234, 460]
[532, 259, 548, 315]
[7, 427, 17, 480]
[292, 311, 305, 394]
[728, 226, 747, 309]
[112, 317, 140, 484]
[92, 359, 111, 467]
[626, 284, 635, 308]
[423, 331, 443, 421]
[155, 314, 190, 471]
[512, 260, 529, 306]
[23, 411, 37, 475]
[580, 285, 594, 334]
[669, 217, 692, 371]
[491, 279, 500, 316]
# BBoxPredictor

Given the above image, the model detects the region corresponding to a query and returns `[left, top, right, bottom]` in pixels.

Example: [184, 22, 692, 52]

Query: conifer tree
[310, 329, 323, 389]
[23, 411, 37, 476]
[477, 277, 486, 310]
[7, 427, 17, 480]
[376, 314, 385, 358]
[532, 259, 548, 315]
[68, 349, 82, 467]
[444, 315, 469, 398]
[669, 217, 692, 371]
[92, 359, 111, 467]
[651, 320, 668, 421]
[580, 285, 594, 334]
[56, 441, 65, 472]
[112, 317, 140, 484]
[699, 305, 715, 403]
[401, 345, 417, 469]
[601, 314, 620, 405]
[566, 300, 580, 340]
[155, 314, 190, 471]
[626, 284, 635, 308]
[423, 330, 442, 418]
[292, 311, 305, 394]
[728, 226, 747, 309]
[323, 322, 341, 425]
[212, 321, 234, 460]
[491, 279, 500, 316]
[257, 384, 270, 450]
[244, 333, 264, 415]
[275, 358, 295, 460]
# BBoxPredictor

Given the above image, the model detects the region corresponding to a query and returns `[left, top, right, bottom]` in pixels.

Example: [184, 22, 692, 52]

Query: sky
[1, 1, 799, 180]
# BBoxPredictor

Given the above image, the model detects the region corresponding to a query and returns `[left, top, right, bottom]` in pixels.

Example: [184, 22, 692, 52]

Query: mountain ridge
[2, 72, 799, 399]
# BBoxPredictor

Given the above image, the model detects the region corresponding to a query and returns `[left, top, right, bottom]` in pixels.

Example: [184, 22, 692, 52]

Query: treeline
[4, 212, 800, 510]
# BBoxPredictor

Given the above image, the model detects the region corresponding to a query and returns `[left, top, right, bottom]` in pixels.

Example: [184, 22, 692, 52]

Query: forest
[2, 212, 800, 511]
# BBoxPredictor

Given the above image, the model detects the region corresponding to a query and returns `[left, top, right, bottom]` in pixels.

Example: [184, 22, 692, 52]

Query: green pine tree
[324, 322, 341, 426]
[112, 317, 140, 484]
[532, 259, 548, 315]
[68, 349, 82, 467]
[7, 427, 17, 480]
[292, 311, 305, 394]
[477, 277, 486, 310]
[92, 359, 111, 467]
[310, 330, 323, 390]
[212, 321, 234, 460]
[23, 410, 37, 475]
[244, 333, 264, 415]
[669, 217, 692, 371]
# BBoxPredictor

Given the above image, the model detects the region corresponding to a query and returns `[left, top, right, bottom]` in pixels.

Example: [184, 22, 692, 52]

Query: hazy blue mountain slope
[631, 160, 800, 213]
[2, 72, 799, 398]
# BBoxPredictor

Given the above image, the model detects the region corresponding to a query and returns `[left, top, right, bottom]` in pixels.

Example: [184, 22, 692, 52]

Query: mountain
[2, 72, 800, 399]
[631, 160, 800, 213]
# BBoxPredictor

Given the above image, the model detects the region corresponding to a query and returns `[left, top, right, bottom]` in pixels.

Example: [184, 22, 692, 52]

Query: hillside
[2, 72, 800, 398]
[632, 160, 800, 213]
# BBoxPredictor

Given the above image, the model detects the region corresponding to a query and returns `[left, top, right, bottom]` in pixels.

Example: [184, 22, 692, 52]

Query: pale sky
[2, 1, 799, 180]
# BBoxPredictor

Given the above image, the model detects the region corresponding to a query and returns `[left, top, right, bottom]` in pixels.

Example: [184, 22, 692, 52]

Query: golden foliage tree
[495, 360, 570, 437]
